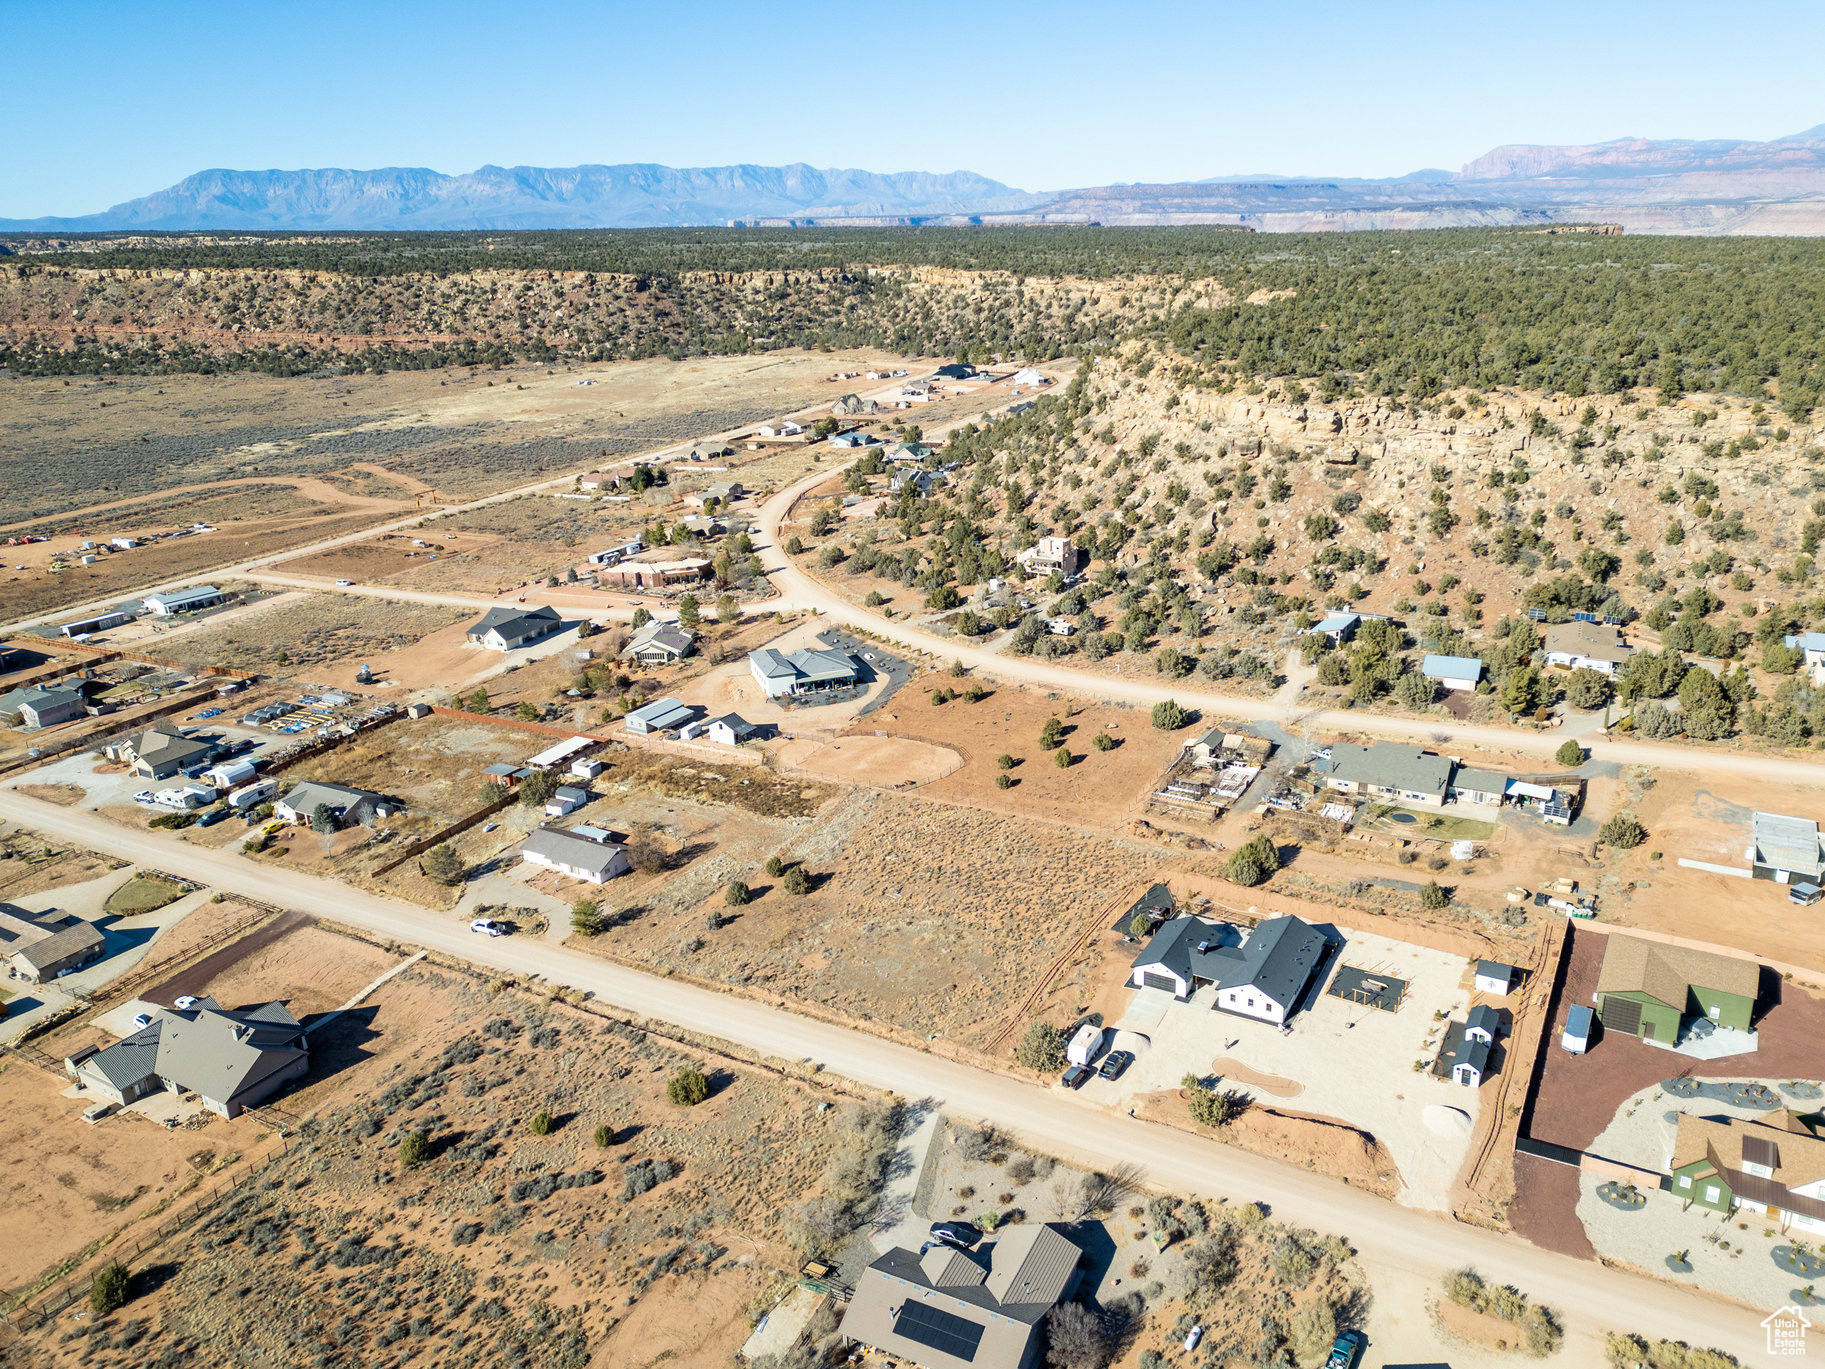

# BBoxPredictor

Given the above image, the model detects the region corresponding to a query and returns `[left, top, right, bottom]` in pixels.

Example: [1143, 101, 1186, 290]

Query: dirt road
[753, 463, 1825, 789]
[0, 787, 1783, 1363]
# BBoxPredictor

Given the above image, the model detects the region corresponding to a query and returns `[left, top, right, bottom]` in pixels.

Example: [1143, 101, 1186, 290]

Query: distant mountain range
[7, 125, 1825, 235]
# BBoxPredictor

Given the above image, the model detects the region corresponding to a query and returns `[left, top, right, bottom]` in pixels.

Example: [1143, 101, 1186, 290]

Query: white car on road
[470, 918, 507, 937]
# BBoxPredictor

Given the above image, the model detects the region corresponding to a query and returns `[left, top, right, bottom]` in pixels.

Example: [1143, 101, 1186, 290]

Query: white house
[518, 826, 630, 884]
[1011, 368, 1049, 388]
[143, 585, 226, 616]
[706, 714, 758, 745]
[571, 757, 605, 780]
[1542, 621, 1630, 676]
[748, 646, 858, 699]
[1128, 914, 1329, 1026]
[1421, 654, 1484, 692]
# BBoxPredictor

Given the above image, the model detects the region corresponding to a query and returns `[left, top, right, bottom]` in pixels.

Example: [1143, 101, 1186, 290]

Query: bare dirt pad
[158, 594, 471, 673]
[777, 734, 960, 787]
[14, 961, 877, 1369]
[188, 924, 401, 1020]
[1135, 1090, 1396, 1197]
[0, 835, 119, 901]
[1210, 1058, 1303, 1099]
[863, 686, 1186, 834]
[14, 784, 84, 807]
[0, 1063, 251, 1292]
[589, 788, 1159, 1045]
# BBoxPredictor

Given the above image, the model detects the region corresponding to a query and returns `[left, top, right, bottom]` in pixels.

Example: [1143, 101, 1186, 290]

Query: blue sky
[6, 0, 1823, 217]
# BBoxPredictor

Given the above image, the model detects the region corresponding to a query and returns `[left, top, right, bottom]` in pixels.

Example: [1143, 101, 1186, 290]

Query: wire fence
[3, 1134, 292, 1332]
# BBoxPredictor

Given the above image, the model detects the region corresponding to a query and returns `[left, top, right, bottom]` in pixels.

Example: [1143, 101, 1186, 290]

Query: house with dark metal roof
[1210, 916, 1331, 1025]
[1113, 882, 1175, 934]
[467, 605, 562, 651]
[837, 1223, 1082, 1369]
[1128, 914, 1330, 1024]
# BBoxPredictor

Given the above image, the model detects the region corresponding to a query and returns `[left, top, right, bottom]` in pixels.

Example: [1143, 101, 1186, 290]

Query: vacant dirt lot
[0, 1061, 262, 1294]
[158, 594, 471, 674]
[582, 788, 1159, 1046]
[0, 831, 120, 901]
[1595, 766, 1825, 973]
[861, 682, 1188, 833]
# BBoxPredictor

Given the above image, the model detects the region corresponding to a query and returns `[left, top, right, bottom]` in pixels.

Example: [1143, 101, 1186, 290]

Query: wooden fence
[428, 704, 616, 741]
[370, 794, 516, 876]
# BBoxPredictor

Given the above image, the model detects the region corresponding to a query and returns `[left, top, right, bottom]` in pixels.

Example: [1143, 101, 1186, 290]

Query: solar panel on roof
[894, 1300, 985, 1362]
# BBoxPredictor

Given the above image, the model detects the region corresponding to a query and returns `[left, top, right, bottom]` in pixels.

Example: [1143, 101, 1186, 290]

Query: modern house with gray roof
[71, 998, 307, 1116]
[1322, 742, 1455, 809]
[0, 902, 106, 983]
[838, 1223, 1083, 1369]
[748, 646, 859, 699]
[1129, 914, 1331, 1025]
[467, 605, 562, 651]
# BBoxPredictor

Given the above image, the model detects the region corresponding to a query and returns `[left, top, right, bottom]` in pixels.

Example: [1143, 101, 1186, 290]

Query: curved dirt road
[0, 788, 1781, 1362]
[754, 462, 1825, 788]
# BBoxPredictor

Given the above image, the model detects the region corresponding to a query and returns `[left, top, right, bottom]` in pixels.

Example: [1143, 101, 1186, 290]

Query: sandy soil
[0, 1063, 257, 1289]
[1209, 1057, 1303, 1098]
[11, 951, 870, 1369]
[776, 734, 961, 787]
[1596, 766, 1825, 972]
[861, 683, 1188, 834]
[187, 922, 400, 1018]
